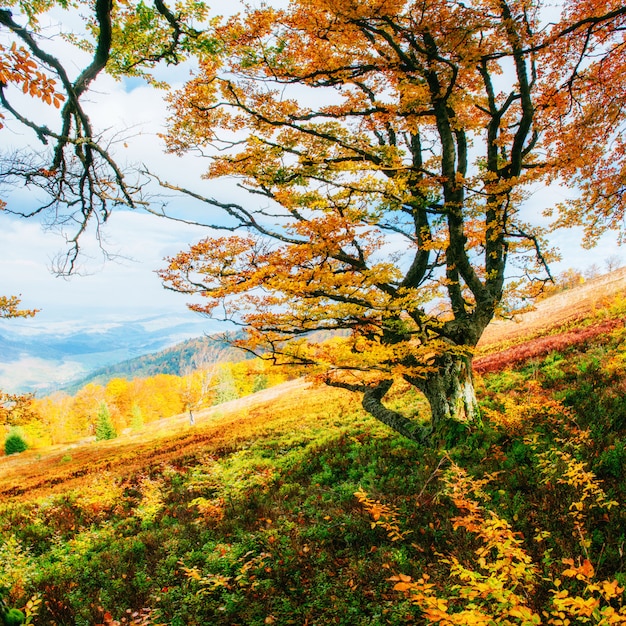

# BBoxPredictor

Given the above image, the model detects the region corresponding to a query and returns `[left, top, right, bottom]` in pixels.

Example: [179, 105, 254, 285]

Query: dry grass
[479, 267, 626, 350]
[0, 379, 353, 502]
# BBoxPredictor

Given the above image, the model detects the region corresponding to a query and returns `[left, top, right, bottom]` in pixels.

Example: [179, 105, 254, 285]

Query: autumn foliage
[383, 460, 625, 625]
[1, 0, 625, 438]
[0, 41, 64, 130]
[159, 0, 626, 439]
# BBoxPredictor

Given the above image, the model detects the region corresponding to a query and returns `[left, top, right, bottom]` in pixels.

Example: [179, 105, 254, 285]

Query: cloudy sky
[0, 10, 217, 332]
[0, 1, 624, 340]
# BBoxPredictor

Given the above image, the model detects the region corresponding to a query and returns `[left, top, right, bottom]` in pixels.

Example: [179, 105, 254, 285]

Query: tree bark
[330, 353, 481, 444]
[408, 353, 481, 439]
[361, 380, 425, 443]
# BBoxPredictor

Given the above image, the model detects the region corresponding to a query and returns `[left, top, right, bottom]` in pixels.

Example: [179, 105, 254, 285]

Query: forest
[1, 0, 626, 623]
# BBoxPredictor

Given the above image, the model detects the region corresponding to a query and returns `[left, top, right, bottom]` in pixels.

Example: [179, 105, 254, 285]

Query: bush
[4, 430, 28, 456]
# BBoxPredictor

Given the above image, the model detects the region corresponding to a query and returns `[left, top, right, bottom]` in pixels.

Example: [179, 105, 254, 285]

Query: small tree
[95, 402, 117, 441]
[213, 365, 239, 405]
[4, 429, 28, 456]
[605, 255, 623, 274]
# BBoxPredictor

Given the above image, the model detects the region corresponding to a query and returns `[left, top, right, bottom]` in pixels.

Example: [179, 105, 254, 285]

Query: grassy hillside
[0, 288, 625, 624]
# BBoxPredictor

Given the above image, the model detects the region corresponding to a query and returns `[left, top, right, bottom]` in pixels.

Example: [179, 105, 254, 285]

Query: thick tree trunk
[410, 353, 481, 438]
[329, 353, 480, 445]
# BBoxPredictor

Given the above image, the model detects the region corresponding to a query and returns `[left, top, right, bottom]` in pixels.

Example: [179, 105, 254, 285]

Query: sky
[0, 1, 624, 343]
[0, 83, 214, 332]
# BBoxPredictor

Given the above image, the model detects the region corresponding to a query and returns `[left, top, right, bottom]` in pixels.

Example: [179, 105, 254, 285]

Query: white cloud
[0, 356, 85, 392]
[0, 210, 210, 325]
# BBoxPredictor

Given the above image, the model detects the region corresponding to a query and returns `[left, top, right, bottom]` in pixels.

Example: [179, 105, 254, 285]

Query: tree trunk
[410, 353, 481, 439]
[329, 353, 480, 445]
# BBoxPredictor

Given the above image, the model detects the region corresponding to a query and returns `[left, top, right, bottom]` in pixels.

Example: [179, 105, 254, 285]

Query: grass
[0, 313, 625, 624]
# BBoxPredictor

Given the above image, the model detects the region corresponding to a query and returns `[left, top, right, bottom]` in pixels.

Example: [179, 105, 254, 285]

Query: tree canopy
[1, 0, 625, 441]
[159, 0, 626, 440]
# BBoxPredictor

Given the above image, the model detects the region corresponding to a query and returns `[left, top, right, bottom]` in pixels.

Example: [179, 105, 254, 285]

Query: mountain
[0, 314, 219, 394]
[61, 333, 247, 394]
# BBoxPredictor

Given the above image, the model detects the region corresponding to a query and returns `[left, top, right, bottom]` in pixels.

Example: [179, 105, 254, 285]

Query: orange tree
[158, 0, 626, 442]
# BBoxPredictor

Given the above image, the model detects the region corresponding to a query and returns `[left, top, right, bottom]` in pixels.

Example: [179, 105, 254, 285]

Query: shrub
[360, 461, 626, 624]
[4, 430, 28, 456]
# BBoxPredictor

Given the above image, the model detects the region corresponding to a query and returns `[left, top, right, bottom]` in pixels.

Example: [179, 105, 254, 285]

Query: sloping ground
[0, 279, 625, 624]
[478, 266, 626, 350]
[1, 269, 623, 501]
[0, 378, 322, 501]
[475, 317, 625, 374]
[474, 267, 626, 373]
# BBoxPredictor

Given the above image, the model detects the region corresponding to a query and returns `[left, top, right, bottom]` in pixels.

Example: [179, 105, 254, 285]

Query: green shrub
[4, 431, 28, 456]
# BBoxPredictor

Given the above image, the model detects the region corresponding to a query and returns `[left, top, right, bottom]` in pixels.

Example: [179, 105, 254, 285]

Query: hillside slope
[479, 266, 626, 349]
[0, 273, 624, 625]
[474, 267, 626, 373]
[2, 269, 624, 499]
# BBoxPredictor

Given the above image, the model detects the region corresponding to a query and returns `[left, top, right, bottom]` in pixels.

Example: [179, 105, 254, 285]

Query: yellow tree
[69, 382, 105, 439]
[34, 392, 73, 445]
[105, 377, 134, 430]
[134, 374, 184, 422]
[159, 0, 626, 441]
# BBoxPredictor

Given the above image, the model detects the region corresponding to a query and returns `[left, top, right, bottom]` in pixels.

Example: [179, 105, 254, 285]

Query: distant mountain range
[0, 314, 224, 394]
[61, 334, 247, 394]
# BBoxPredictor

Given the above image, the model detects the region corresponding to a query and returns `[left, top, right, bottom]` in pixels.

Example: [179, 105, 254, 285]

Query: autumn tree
[158, 0, 626, 442]
[0, 295, 38, 433]
[68, 382, 105, 439]
[179, 343, 226, 424]
[2, 1, 625, 442]
[105, 377, 134, 428]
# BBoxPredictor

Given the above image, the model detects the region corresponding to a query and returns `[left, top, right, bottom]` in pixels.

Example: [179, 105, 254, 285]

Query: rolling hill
[0, 269, 624, 625]
[61, 333, 247, 394]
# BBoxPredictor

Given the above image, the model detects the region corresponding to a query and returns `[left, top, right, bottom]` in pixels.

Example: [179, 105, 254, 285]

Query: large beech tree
[1, 0, 625, 441]
[158, 0, 626, 441]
